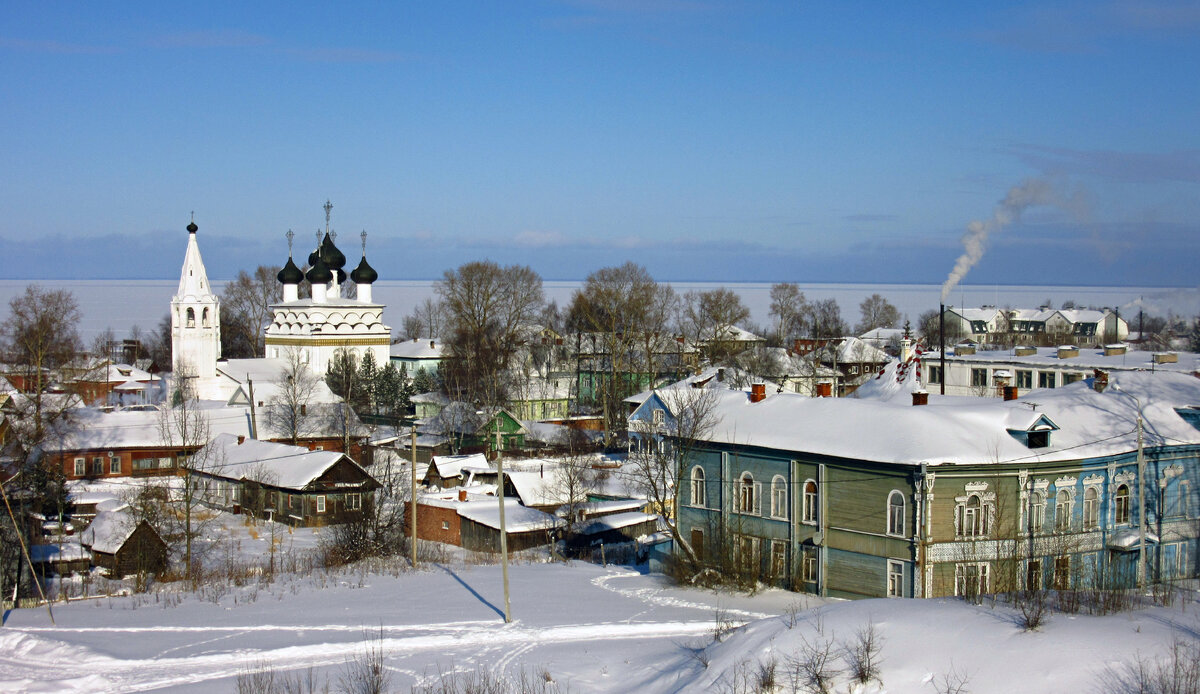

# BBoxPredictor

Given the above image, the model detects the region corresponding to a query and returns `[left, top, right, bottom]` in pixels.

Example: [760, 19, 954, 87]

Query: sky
[2, 1, 1199, 285]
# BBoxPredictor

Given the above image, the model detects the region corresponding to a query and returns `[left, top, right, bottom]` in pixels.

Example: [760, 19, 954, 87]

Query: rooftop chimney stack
[750, 383, 766, 403]
[912, 390, 929, 406]
[1003, 386, 1019, 401]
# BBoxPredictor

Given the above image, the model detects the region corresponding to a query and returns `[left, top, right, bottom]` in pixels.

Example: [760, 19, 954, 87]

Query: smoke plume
[940, 179, 1054, 303]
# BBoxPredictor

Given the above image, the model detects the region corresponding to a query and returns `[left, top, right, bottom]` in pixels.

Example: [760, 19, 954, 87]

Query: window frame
[737, 472, 762, 516]
[316, 495, 326, 513]
[1083, 487, 1099, 529]
[73, 457, 85, 477]
[347, 493, 362, 511]
[770, 475, 788, 520]
[887, 490, 905, 537]
[1114, 484, 1131, 525]
[690, 465, 706, 508]
[971, 368, 988, 387]
[1055, 489, 1073, 532]
[802, 479, 818, 525]
[887, 559, 904, 597]
[109, 455, 121, 475]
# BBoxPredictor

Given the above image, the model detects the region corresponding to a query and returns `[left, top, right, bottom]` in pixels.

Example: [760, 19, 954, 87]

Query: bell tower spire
[171, 216, 221, 384]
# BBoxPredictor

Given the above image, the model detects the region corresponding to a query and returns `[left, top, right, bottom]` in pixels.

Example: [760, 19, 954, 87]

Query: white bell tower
[171, 217, 221, 385]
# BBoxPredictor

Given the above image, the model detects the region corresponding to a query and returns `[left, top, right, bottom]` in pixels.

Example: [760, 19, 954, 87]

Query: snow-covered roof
[31, 542, 89, 563]
[696, 371, 1200, 467]
[624, 366, 760, 406]
[834, 337, 890, 363]
[81, 505, 138, 555]
[196, 433, 373, 490]
[505, 469, 564, 507]
[574, 511, 659, 535]
[937, 346, 1198, 374]
[79, 363, 157, 384]
[390, 339, 446, 360]
[565, 499, 647, 517]
[430, 453, 490, 479]
[457, 499, 564, 532]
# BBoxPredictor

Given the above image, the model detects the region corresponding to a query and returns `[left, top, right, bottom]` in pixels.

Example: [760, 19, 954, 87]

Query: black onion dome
[277, 257, 303, 285]
[306, 256, 332, 284]
[351, 255, 378, 285]
[321, 232, 347, 270]
[335, 268, 346, 285]
[187, 221, 198, 234]
[308, 248, 320, 266]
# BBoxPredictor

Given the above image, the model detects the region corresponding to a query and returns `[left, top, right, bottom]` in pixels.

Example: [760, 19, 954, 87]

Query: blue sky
[2, 1, 1198, 284]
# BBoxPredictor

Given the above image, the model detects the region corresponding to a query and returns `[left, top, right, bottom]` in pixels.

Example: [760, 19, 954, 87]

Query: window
[1055, 489, 1073, 531]
[957, 494, 990, 538]
[736, 535, 760, 571]
[73, 457, 85, 476]
[690, 466, 706, 508]
[887, 560, 904, 597]
[1027, 430, 1050, 449]
[92, 456, 104, 475]
[1016, 370, 1033, 389]
[1064, 373, 1084, 384]
[109, 456, 121, 474]
[651, 409, 664, 426]
[441, 521, 450, 531]
[186, 307, 195, 327]
[316, 495, 326, 513]
[1053, 556, 1071, 590]
[346, 493, 361, 511]
[1083, 487, 1099, 529]
[1026, 559, 1043, 590]
[887, 491, 905, 536]
[955, 562, 991, 597]
[267, 492, 277, 509]
[802, 549, 818, 582]
[691, 528, 705, 562]
[971, 368, 988, 387]
[802, 480, 818, 524]
[1038, 371, 1057, 389]
[738, 472, 761, 516]
[770, 475, 788, 519]
[1029, 491, 1046, 533]
[1115, 484, 1130, 524]
[770, 541, 787, 578]
[202, 307, 210, 327]
[927, 366, 943, 384]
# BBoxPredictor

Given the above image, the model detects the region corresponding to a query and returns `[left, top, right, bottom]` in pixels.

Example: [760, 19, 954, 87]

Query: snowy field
[4, 548, 1200, 693]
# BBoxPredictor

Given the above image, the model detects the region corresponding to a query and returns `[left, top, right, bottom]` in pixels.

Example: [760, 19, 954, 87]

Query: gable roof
[195, 433, 375, 490]
[429, 453, 490, 479]
[82, 505, 142, 554]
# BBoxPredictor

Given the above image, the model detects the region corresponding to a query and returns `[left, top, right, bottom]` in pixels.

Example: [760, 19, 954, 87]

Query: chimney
[816, 382, 832, 398]
[717, 368, 725, 382]
[1058, 345, 1080, 359]
[1093, 369, 1109, 393]
[237, 435, 246, 444]
[458, 489, 468, 502]
[750, 383, 766, 403]
[912, 390, 929, 406]
[1104, 344, 1127, 357]
[1153, 352, 1178, 364]
[430, 340, 436, 349]
[1003, 386, 1018, 401]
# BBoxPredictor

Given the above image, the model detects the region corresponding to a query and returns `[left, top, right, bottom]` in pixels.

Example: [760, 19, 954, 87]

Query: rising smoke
[940, 178, 1055, 303]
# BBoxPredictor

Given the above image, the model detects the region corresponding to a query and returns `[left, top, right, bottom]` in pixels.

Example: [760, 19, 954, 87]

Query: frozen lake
[0, 279, 1194, 343]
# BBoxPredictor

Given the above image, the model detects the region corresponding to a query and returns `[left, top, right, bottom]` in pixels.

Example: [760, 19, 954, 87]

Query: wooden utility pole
[496, 416, 511, 622]
[246, 376, 258, 439]
[1, 478, 54, 624]
[410, 425, 417, 569]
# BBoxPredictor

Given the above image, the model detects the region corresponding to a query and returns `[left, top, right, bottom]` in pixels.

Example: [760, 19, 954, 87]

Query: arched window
[1083, 487, 1099, 529]
[770, 475, 788, 519]
[802, 479, 818, 524]
[1055, 489, 1073, 531]
[887, 490, 905, 536]
[202, 307, 210, 327]
[690, 466, 706, 508]
[1115, 484, 1131, 525]
[958, 494, 989, 538]
[1030, 491, 1046, 532]
[186, 307, 195, 328]
[738, 472, 760, 515]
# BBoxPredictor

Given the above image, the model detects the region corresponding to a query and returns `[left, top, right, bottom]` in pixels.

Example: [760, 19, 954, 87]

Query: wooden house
[189, 434, 380, 527]
[656, 370, 1200, 599]
[457, 500, 563, 553]
[422, 453, 490, 489]
[420, 403, 528, 456]
[81, 507, 168, 578]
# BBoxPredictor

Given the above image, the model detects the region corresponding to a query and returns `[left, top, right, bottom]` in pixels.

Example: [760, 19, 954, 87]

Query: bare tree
[157, 362, 217, 581]
[221, 266, 283, 358]
[436, 261, 543, 406]
[769, 282, 808, 345]
[553, 430, 602, 525]
[856, 293, 899, 334]
[265, 348, 319, 444]
[0, 285, 82, 443]
[566, 262, 664, 444]
[680, 288, 751, 365]
[625, 386, 721, 567]
[806, 298, 847, 340]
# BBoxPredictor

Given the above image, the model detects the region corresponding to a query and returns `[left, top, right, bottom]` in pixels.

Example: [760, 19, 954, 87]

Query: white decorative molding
[1083, 474, 1104, 488]
[1034, 479, 1050, 492]
[1054, 475, 1078, 489]
[1113, 471, 1136, 485]
[964, 481, 989, 493]
[1164, 464, 1184, 479]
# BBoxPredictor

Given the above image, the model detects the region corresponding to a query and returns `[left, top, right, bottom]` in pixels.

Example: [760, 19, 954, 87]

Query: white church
[169, 204, 389, 405]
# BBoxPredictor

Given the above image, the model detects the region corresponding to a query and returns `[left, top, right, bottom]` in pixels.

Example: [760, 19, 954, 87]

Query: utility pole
[410, 425, 417, 569]
[1137, 406, 1146, 591]
[496, 416, 511, 622]
[246, 375, 258, 439]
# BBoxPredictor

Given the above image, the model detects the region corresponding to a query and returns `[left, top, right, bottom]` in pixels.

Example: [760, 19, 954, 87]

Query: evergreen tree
[412, 366, 437, 395]
[357, 350, 380, 415]
[326, 349, 369, 413]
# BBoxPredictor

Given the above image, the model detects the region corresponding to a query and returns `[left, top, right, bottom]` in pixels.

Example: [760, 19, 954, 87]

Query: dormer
[1176, 407, 1200, 433]
[1006, 413, 1060, 449]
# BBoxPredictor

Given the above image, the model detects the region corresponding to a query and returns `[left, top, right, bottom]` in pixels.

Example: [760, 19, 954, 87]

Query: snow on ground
[4, 551, 1200, 693]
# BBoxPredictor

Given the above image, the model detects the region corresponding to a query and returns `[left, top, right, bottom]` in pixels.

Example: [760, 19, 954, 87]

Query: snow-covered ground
[4, 548, 1200, 693]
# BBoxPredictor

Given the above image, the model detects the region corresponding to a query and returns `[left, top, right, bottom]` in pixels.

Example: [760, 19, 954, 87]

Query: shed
[457, 501, 564, 553]
[569, 511, 660, 548]
[423, 453, 490, 489]
[81, 507, 168, 577]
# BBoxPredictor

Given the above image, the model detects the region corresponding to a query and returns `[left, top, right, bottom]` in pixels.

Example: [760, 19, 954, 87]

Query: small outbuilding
[80, 507, 168, 578]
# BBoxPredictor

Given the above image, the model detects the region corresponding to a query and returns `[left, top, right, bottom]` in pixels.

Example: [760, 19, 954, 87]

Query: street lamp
[1111, 382, 1147, 591]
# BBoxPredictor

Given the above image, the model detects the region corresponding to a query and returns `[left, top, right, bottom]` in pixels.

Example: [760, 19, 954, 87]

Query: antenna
[286, 229, 294, 257]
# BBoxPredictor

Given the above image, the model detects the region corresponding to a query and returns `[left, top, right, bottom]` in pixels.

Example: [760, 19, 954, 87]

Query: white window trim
[886, 559, 905, 597]
[690, 465, 706, 508]
[316, 495, 326, 513]
[801, 478, 818, 525]
[886, 490, 905, 537]
[770, 475, 788, 520]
